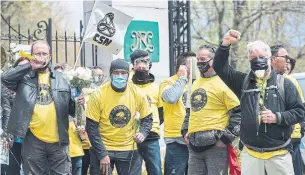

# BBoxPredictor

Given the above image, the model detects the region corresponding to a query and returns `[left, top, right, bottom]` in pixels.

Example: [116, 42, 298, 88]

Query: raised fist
[222, 30, 241, 46]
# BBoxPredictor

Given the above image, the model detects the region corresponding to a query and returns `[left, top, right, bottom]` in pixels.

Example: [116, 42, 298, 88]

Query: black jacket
[213, 44, 305, 150]
[1, 84, 11, 131]
[1, 63, 75, 144]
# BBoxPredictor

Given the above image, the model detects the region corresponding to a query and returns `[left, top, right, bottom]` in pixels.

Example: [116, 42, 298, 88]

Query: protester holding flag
[270, 44, 305, 175]
[160, 52, 195, 175]
[85, 59, 153, 175]
[130, 50, 163, 175]
[181, 45, 241, 175]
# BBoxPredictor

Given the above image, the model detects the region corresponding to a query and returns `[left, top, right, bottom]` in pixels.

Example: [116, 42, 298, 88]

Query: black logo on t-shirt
[147, 95, 152, 107]
[182, 91, 187, 106]
[36, 84, 53, 105]
[109, 105, 131, 128]
[191, 88, 207, 112]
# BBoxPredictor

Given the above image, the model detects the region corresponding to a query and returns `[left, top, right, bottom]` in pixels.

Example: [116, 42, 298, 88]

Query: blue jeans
[72, 156, 82, 175]
[89, 148, 141, 175]
[137, 139, 162, 175]
[164, 142, 189, 175]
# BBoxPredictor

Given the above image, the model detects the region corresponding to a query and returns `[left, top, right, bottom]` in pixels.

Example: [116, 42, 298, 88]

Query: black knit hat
[110, 59, 130, 75]
[130, 50, 148, 65]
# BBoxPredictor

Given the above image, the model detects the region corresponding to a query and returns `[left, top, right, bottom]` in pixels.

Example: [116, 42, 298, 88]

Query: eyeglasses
[33, 52, 50, 57]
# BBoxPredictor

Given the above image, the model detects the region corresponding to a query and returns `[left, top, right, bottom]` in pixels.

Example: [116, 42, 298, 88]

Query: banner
[83, 1, 133, 55]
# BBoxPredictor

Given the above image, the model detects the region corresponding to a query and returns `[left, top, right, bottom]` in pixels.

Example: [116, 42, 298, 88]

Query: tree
[191, 0, 305, 73]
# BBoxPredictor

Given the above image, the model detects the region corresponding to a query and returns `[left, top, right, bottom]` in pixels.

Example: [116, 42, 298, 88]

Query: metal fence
[1, 14, 100, 67]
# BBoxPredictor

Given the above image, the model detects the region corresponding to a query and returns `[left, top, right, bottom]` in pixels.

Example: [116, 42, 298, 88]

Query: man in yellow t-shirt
[1, 41, 84, 174]
[181, 45, 241, 175]
[68, 117, 84, 175]
[130, 50, 164, 175]
[85, 59, 153, 175]
[271, 44, 305, 175]
[159, 51, 196, 175]
[213, 30, 305, 175]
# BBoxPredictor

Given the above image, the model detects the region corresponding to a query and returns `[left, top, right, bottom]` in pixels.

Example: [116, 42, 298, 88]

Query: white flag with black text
[83, 1, 133, 55]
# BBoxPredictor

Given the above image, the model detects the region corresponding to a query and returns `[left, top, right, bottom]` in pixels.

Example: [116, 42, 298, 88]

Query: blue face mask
[111, 75, 127, 89]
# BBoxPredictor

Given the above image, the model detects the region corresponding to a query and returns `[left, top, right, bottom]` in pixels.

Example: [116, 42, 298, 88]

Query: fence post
[47, 18, 52, 59]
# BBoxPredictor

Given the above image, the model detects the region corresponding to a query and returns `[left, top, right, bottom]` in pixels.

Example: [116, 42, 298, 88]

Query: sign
[83, 1, 133, 55]
[124, 20, 160, 62]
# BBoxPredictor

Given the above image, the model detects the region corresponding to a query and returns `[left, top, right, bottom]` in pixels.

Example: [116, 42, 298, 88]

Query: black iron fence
[1, 15, 99, 67]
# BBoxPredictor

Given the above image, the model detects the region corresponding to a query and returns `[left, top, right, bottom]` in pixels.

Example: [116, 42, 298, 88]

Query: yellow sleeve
[223, 87, 240, 111]
[85, 93, 101, 122]
[138, 91, 152, 119]
[157, 86, 163, 108]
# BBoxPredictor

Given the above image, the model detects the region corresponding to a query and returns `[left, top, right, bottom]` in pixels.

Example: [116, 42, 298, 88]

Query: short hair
[130, 50, 149, 65]
[270, 44, 285, 56]
[198, 44, 216, 58]
[289, 57, 296, 74]
[31, 40, 51, 54]
[175, 51, 196, 73]
[90, 66, 103, 71]
[246, 40, 271, 59]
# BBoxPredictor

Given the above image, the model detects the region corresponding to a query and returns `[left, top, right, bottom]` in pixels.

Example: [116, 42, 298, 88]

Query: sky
[58, 1, 84, 33]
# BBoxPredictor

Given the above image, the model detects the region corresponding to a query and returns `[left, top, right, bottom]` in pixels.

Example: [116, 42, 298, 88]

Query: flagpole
[73, 0, 97, 69]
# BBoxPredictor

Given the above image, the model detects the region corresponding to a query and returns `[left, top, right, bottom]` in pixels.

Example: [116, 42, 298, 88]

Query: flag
[83, 1, 133, 55]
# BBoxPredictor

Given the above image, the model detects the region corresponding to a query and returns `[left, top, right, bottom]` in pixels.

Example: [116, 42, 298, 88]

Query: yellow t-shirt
[245, 78, 288, 159]
[188, 76, 240, 134]
[69, 121, 85, 157]
[135, 82, 163, 135]
[128, 69, 135, 81]
[85, 82, 152, 151]
[159, 75, 188, 138]
[29, 72, 59, 143]
[284, 74, 305, 139]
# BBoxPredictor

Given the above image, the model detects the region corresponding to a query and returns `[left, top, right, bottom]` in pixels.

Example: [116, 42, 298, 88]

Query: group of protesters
[1, 29, 305, 175]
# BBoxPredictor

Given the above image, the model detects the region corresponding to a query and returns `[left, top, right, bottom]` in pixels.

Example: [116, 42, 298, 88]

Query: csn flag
[83, 1, 133, 55]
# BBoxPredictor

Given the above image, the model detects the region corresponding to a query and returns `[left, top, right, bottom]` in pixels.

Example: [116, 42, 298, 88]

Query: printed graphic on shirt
[109, 105, 131, 128]
[147, 95, 152, 107]
[182, 91, 188, 106]
[191, 88, 207, 112]
[36, 84, 53, 105]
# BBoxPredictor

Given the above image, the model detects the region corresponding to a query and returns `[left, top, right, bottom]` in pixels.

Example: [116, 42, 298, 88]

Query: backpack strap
[276, 74, 285, 104]
[241, 74, 250, 99]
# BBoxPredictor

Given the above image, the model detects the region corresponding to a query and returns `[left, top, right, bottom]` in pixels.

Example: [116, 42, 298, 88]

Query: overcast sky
[59, 1, 84, 33]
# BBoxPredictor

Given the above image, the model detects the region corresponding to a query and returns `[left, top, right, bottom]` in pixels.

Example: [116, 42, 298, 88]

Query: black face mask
[197, 59, 212, 74]
[134, 70, 149, 81]
[250, 57, 269, 71]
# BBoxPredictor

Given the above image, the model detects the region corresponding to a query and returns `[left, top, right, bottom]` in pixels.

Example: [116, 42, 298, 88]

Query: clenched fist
[222, 30, 241, 46]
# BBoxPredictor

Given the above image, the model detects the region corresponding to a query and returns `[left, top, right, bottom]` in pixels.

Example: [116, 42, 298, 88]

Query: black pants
[21, 132, 71, 175]
[82, 149, 90, 175]
[1, 142, 22, 175]
[89, 148, 141, 175]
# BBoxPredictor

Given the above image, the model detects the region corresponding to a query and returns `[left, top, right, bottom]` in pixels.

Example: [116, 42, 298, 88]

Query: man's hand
[262, 110, 277, 124]
[100, 155, 110, 175]
[216, 140, 226, 147]
[184, 133, 189, 144]
[17, 57, 30, 66]
[134, 132, 145, 143]
[30, 57, 47, 70]
[222, 30, 241, 46]
[76, 93, 85, 105]
[177, 65, 188, 78]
